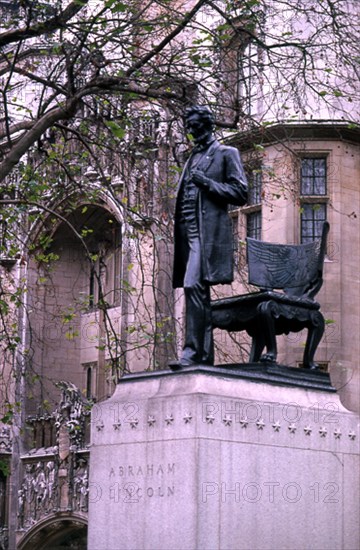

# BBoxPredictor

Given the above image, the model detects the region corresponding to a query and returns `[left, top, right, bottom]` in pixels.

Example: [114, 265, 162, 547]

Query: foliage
[0, 458, 10, 477]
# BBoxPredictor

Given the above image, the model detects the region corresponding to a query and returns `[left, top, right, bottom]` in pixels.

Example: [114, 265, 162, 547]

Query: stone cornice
[225, 120, 360, 150]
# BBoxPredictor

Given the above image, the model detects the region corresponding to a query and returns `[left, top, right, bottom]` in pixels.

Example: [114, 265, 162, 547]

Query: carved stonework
[0, 426, 12, 454]
[19, 381, 91, 533]
[54, 381, 90, 450]
[17, 460, 59, 530]
[18, 453, 89, 532]
[0, 528, 8, 550]
[72, 457, 89, 513]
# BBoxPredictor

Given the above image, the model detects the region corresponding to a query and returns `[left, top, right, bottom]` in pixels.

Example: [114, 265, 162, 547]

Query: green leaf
[216, 23, 231, 32]
[253, 143, 265, 151]
[0, 460, 10, 477]
[65, 329, 79, 341]
[105, 0, 127, 12]
[105, 121, 126, 139]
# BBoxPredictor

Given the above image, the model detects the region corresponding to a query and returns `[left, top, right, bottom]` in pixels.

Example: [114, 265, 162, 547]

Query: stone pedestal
[88, 366, 360, 550]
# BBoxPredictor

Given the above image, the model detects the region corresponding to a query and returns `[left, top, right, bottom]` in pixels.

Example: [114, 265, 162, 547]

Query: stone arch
[17, 513, 87, 550]
[25, 194, 125, 414]
[26, 186, 126, 252]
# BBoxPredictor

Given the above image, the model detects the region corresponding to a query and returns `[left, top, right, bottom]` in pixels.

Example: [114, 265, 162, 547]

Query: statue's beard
[193, 129, 212, 146]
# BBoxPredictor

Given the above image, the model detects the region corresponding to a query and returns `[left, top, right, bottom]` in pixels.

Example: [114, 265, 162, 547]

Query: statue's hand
[191, 169, 209, 189]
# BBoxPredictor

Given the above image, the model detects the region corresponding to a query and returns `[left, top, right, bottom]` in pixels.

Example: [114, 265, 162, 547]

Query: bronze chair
[211, 222, 330, 369]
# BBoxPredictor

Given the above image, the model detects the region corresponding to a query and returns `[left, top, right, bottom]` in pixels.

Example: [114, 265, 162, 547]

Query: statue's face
[186, 113, 211, 144]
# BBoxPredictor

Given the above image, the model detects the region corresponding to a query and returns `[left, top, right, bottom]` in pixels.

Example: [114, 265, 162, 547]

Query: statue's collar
[192, 137, 216, 153]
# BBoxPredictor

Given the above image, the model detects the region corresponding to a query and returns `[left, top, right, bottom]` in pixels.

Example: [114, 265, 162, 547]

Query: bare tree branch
[0, 0, 90, 48]
[0, 121, 34, 142]
[125, 0, 208, 77]
[0, 99, 78, 180]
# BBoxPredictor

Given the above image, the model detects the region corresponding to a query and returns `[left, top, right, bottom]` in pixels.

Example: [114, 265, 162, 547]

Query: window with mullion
[300, 156, 327, 244]
[300, 158, 327, 196]
[301, 203, 327, 244]
[248, 168, 262, 205]
[247, 211, 261, 240]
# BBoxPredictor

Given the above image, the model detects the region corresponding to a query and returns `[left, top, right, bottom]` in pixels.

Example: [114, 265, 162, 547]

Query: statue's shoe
[168, 358, 198, 370]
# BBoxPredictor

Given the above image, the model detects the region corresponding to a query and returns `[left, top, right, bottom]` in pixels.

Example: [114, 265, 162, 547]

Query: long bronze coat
[173, 140, 248, 288]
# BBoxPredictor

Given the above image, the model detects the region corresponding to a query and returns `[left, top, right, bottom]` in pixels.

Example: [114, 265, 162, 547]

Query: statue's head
[185, 105, 214, 144]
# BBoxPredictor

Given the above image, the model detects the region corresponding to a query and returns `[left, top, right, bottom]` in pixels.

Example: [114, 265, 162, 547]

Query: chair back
[246, 222, 330, 298]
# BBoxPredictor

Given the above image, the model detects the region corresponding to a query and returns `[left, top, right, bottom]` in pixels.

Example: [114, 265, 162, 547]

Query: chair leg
[303, 311, 325, 369]
[249, 334, 265, 363]
[257, 301, 278, 363]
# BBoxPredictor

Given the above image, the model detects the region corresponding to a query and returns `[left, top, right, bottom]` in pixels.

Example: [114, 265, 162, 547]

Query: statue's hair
[185, 105, 215, 127]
